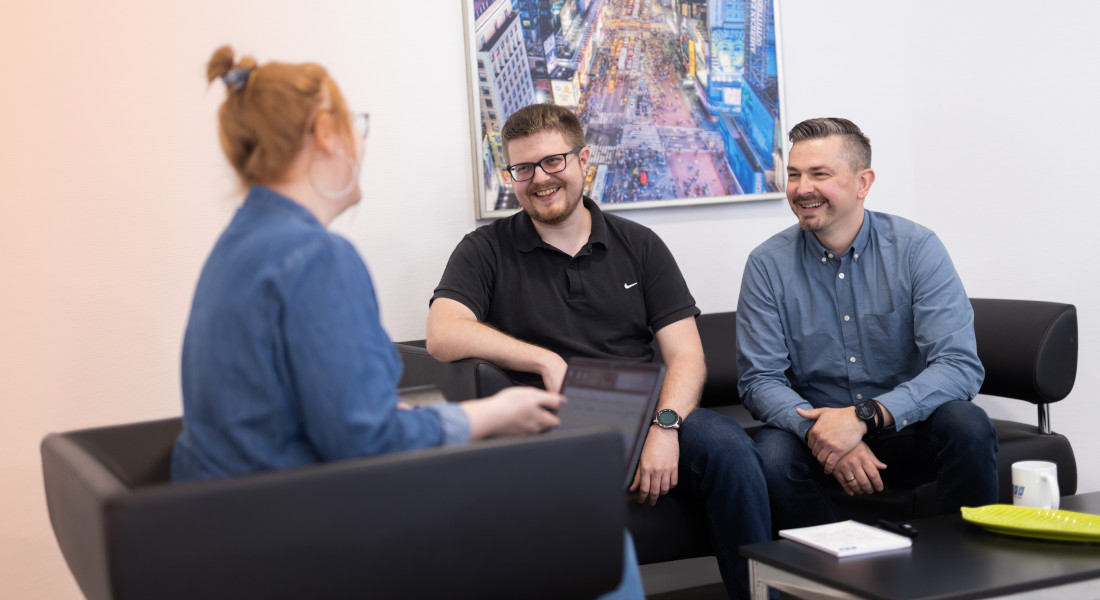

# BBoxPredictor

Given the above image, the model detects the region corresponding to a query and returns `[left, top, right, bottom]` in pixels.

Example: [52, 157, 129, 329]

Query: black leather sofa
[397, 297, 1078, 565]
[41, 416, 626, 600]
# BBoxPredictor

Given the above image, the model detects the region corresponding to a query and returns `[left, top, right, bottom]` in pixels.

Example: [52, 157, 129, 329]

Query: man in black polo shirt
[427, 103, 769, 600]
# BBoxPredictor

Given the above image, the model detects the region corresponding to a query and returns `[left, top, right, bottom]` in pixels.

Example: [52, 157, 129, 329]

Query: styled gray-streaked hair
[788, 117, 872, 172]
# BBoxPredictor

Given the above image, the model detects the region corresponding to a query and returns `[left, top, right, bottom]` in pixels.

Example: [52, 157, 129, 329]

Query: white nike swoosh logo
[624, 282, 638, 289]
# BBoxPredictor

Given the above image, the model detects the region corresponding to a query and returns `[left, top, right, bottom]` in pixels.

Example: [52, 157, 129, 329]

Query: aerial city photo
[469, 0, 781, 215]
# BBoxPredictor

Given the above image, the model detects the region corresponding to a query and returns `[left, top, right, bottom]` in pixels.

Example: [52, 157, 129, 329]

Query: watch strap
[856, 400, 883, 436]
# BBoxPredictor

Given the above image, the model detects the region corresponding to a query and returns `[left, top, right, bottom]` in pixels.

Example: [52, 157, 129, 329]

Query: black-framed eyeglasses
[352, 112, 370, 141]
[506, 146, 584, 182]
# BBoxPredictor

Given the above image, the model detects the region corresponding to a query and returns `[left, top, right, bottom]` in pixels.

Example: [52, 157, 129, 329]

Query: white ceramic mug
[1011, 460, 1060, 510]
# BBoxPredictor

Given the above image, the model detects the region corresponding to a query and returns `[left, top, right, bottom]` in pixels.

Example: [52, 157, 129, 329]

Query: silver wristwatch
[652, 409, 682, 430]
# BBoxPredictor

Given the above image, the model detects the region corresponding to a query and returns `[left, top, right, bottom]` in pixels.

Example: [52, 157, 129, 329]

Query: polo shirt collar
[515, 196, 606, 252]
[586, 197, 610, 247]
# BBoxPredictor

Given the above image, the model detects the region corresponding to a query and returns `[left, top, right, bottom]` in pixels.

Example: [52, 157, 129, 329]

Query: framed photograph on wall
[463, 0, 786, 219]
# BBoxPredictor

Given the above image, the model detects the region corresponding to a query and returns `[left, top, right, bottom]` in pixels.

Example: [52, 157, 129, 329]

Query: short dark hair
[501, 103, 586, 161]
[788, 117, 872, 172]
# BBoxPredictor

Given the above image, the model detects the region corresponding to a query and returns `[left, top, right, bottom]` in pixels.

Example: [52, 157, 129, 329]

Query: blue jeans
[755, 400, 999, 530]
[631, 408, 771, 600]
[598, 531, 645, 600]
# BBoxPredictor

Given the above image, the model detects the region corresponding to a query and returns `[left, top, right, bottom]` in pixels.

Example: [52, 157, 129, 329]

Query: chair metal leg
[1037, 403, 1050, 434]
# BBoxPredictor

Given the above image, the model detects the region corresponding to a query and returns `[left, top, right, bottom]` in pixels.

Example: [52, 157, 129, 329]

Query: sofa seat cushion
[991, 419, 1076, 500]
[627, 491, 712, 564]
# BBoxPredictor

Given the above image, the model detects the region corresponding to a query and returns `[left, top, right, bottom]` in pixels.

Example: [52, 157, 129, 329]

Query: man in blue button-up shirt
[736, 117, 998, 529]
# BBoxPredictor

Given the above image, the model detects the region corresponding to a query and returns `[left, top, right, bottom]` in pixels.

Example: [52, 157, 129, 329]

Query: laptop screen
[557, 358, 666, 489]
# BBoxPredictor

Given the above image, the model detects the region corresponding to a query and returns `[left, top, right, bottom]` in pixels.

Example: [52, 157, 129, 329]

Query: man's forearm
[657, 351, 704, 417]
[652, 318, 705, 417]
[426, 301, 560, 378]
[748, 385, 818, 438]
[874, 354, 982, 429]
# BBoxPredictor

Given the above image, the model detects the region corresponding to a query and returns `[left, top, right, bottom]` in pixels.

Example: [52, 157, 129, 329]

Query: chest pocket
[860, 306, 916, 372]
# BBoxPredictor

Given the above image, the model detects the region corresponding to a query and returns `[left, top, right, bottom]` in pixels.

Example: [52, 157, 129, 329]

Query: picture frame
[463, 0, 787, 219]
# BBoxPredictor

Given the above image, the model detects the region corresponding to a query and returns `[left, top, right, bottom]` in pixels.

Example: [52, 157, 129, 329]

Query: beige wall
[2, 1, 1098, 597]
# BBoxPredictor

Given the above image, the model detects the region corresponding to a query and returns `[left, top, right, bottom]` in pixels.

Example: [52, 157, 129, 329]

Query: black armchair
[397, 340, 512, 401]
[41, 416, 626, 600]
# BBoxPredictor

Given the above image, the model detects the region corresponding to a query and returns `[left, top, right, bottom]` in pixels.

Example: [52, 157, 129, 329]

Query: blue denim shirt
[172, 186, 468, 482]
[736, 210, 984, 440]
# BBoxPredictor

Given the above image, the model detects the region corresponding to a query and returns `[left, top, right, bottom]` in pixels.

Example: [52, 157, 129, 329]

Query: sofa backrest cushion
[695, 299, 1078, 408]
[970, 298, 1077, 404]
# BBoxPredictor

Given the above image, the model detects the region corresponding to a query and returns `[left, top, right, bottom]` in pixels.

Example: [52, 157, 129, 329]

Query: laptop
[555, 358, 666, 490]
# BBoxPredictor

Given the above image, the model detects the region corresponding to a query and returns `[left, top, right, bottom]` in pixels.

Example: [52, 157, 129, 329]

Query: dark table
[741, 492, 1100, 600]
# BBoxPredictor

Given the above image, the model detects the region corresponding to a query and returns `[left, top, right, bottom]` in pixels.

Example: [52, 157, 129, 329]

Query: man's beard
[792, 194, 831, 232]
[524, 185, 583, 226]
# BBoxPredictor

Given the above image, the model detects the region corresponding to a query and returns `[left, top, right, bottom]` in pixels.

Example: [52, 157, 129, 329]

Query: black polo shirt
[431, 197, 699, 386]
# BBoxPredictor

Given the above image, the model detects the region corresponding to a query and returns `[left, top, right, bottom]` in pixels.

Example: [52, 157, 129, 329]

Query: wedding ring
[845, 475, 856, 482]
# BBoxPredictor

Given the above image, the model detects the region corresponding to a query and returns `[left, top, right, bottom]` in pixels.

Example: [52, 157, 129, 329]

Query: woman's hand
[462, 387, 565, 440]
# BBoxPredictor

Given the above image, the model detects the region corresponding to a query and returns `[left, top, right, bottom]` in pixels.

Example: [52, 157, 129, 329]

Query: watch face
[657, 410, 679, 426]
[855, 402, 876, 420]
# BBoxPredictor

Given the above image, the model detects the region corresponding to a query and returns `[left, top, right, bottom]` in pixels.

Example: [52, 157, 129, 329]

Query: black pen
[878, 520, 918, 539]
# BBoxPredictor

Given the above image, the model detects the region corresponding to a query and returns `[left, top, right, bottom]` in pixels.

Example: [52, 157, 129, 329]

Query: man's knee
[679, 408, 761, 473]
[931, 401, 997, 438]
[924, 402, 1003, 457]
[753, 427, 803, 461]
[680, 409, 754, 452]
[752, 427, 812, 482]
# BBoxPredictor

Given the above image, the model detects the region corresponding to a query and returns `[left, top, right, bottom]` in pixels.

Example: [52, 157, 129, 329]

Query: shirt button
[828, 253, 835, 259]
[854, 253, 860, 259]
[838, 273, 845, 279]
[902, 420, 909, 426]
[844, 315, 851, 322]
[821, 256, 827, 263]
[856, 394, 863, 399]
[849, 356, 856, 363]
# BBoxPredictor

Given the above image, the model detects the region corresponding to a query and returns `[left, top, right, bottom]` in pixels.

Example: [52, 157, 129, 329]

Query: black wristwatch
[652, 409, 682, 430]
[855, 400, 882, 436]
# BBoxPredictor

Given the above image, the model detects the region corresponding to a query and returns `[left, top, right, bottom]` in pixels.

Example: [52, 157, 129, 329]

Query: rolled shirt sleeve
[421, 403, 472, 445]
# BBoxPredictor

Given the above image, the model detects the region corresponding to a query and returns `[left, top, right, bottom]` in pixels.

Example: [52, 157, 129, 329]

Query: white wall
[901, 1, 1100, 440]
[1, 1, 1096, 597]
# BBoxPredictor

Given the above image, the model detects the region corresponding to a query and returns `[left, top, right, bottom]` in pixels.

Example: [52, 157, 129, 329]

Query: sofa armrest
[970, 298, 1078, 404]
[43, 420, 626, 600]
[696, 312, 739, 408]
[396, 341, 512, 400]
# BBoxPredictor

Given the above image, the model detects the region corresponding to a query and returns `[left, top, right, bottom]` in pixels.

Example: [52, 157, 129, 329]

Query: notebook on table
[779, 520, 913, 558]
[555, 358, 666, 490]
